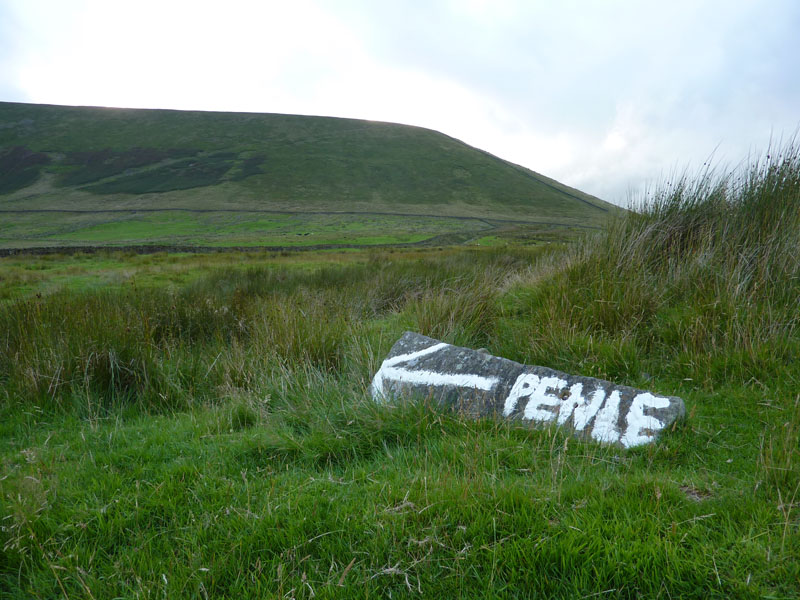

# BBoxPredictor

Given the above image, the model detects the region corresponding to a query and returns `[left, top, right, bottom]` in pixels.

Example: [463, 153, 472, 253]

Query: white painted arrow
[371, 342, 500, 401]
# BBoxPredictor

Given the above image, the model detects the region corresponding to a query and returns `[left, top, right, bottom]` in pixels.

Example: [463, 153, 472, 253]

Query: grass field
[1, 146, 799, 598]
[0, 209, 586, 251]
[0, 211, 495, 248]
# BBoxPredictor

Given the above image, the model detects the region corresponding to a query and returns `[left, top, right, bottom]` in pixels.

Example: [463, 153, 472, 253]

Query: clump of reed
[0, 248, 536, 416]
[500, 142, 800, 387]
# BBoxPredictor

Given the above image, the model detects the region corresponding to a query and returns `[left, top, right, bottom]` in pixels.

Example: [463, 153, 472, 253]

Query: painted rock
[371, 332, 685, 448]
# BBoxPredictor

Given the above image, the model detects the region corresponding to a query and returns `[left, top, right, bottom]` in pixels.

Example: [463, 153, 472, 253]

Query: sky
[1, 0, 798, 205]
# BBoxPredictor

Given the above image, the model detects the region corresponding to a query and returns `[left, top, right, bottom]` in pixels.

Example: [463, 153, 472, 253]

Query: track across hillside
[0, 208, 601, 229]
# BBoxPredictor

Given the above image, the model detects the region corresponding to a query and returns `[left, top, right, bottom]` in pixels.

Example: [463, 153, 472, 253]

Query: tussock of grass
[0, 249, 535, 416]
[500, 143, 800, 387]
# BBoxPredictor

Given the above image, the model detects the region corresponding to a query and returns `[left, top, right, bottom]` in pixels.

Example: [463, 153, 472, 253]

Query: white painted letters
[373, 335, 681, 448]
[620, 392, 670, 447]
[591, 390, 622, 444]
[504, 373, 568, 422]
[561, 386, 606, 431]
[522, 376, 568, 422]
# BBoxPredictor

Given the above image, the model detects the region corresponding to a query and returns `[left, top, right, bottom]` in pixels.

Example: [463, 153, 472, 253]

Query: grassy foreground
[1, 149, 799, 597]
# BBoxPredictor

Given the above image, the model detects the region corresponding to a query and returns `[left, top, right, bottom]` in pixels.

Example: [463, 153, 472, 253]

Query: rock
[371, 332, 685, 448]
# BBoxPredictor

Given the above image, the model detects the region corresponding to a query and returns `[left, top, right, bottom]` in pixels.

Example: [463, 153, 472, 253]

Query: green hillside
[0, 102, 619, 248]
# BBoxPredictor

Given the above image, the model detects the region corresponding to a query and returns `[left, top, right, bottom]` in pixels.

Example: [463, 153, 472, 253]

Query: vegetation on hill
[0, 102, 619, 250]
[0, 146, 50, 195]
[0, 144, 798, 597]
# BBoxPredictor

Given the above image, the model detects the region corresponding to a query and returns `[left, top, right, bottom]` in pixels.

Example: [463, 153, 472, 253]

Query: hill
[0, 102, 619, 249]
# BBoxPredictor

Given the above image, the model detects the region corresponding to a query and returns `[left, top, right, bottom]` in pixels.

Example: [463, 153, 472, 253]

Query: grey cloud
[3, 0, 798, 205]
[0, 5, 26, 101]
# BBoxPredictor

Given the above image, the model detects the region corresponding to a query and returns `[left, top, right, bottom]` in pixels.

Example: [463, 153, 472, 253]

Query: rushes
[403, 273, 499, 348]
[504, 142, 800, 386]
[0, 249, 528, 415]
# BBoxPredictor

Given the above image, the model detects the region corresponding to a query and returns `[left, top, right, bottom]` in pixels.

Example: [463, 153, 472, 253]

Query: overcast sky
[1, 0, 798, 205]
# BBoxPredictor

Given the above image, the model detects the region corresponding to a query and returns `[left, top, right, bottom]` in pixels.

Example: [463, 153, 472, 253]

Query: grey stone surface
[371, 332, 685, 448]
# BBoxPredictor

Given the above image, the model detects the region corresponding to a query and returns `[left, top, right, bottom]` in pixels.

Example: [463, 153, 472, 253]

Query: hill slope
[0, 102, 619, 248]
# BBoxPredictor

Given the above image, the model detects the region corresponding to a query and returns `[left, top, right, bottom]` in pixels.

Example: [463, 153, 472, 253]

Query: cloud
[324, 1, 800, 203]
[1, 0, 799, 205]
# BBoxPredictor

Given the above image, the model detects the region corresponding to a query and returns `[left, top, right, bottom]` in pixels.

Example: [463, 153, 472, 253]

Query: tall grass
[0, 247, 538, 418]
[495, 143, 800, 503]
[500, 143, 800, 387]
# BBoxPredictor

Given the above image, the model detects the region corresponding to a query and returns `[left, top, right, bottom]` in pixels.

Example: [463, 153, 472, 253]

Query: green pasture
[0, 211, 498, 248]
[2, 145, 800, 598]
[0, 247, 406, 299]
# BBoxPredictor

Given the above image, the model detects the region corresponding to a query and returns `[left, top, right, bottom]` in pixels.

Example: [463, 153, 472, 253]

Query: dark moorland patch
[57, 147, 198, 186]
[0, 146, 50, 194]
[230, 153, 266, 181]
[86, 152, 237, 194]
